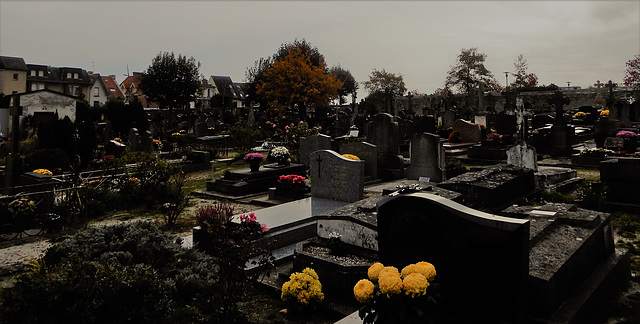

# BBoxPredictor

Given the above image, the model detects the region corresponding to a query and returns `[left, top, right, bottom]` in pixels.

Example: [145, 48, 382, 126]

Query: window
[31, 84, 38, 91]
[94, 87, 99, 97]
[30, 70, 36, 76]
[66, 72, 72, 79]
[38, 70, 44, 77]
[109, 89, 116, 92]
[94, 101, 99, 107]
[13, 74, 18, 81]
[73, 73, 79, 79]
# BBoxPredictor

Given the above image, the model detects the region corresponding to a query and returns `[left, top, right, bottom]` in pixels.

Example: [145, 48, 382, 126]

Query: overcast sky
[1, 1, 639, 95]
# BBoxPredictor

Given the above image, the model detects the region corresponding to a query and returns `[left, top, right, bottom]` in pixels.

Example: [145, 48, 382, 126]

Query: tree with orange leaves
[256, 47, 343, 121]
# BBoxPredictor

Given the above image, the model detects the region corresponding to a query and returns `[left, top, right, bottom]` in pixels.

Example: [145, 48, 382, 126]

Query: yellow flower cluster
[600, 110, 610, 117]
[128, 177, 140, 182]
[353, 279, 375, 303]
[356, 261, 437, 302]
[574, 111, 586, 118]
[281, 267, 324, 305]
[32, 169, 52, 176]
[342, 154, 360, 161]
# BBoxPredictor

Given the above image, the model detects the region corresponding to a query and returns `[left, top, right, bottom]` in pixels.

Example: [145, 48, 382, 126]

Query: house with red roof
[119, 72, 158, 108]
[89, 74, 125, 107]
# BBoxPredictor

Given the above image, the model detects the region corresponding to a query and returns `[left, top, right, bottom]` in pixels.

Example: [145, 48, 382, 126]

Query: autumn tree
[623, 54, 640, 88]
[139, 52, 203, 110]
[256, 47, 343, 120]
[362, 69, 407, 113]
[510, 54, 539, 89]
[445, 48, 500, 93]
[329, 65, 358, 104]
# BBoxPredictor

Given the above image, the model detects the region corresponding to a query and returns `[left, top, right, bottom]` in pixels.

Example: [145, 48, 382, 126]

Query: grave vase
[249, 162, 260, 172]
[277, 157, 291, 166]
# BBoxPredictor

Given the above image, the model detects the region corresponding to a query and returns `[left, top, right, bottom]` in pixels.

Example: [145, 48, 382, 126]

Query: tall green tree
[139, 52, 203, 110]
[329, 65, 358, 104]
[362, 69, 406, 113]
[445, 48, 500, 93]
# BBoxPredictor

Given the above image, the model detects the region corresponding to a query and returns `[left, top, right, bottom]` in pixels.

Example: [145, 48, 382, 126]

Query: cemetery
[1, 59, 640, 324]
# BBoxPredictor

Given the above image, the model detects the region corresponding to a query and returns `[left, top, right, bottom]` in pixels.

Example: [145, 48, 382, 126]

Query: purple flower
[243, 153, 264, 162]
[616, 130, 637, 138]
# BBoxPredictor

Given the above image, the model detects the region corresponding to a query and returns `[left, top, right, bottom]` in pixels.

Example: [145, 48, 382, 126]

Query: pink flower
[261, 223, 269, 232]
[273, 124, 277, 128]
[318, 126, 322, 130]
[299, 121, 304, 125]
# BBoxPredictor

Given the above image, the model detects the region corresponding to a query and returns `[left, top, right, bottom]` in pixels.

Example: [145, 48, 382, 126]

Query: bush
[0, 221, 245, 323]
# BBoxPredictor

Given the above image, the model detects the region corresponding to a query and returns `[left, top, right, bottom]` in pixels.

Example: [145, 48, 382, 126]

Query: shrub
[0, 221, 240, 323]
[24, 148, 71, 172]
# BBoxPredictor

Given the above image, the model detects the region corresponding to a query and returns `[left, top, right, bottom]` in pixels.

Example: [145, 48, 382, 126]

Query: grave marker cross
[550, 91, 570, 126]
[315, 155, 323, 178]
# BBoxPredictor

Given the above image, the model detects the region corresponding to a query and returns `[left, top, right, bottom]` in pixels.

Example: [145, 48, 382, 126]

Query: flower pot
[249, 162, 260, 172]
[277, 157, 291, 166]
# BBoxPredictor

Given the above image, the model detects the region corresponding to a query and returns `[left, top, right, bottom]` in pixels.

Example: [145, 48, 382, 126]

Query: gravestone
[310, 150, 364, 203]
[177, 121, 190, 132]
[398, 118, 415, 140]
[600, 157, 640, 206]
[128, 128, 140, 152]
[549, 91, 574, 156]
[442, 110, 456, 129]
[299, 134, 332, 168]
[474, 115, 487, 128]
[365, 113, 399, 155]
[195, 121, 208, 137]
[140, 130, 154, 152]
[406, 133, 446, 182]
[507, 143, 538, 171]
[496, 112, 517, 135]
[452, 119, 482, 143]
[377, 193, 529, 324]
[339, 141, 378, 180]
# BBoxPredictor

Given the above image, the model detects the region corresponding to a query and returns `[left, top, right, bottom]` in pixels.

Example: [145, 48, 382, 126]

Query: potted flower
[275, 174, 309, 199]
[243, 152, 264, 172]
[281, 267, 324, 313]
[354, 261, 439, 323]
[616, 130, 637, 152]
[269, 146, 290, 165]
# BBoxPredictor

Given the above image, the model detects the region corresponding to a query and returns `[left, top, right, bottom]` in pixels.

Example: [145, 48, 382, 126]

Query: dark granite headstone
[496, 112, 517, 135]
[452, 119, 482, 143]
[339, 141, 378, 180]
[299, 134, 332, 168]
[377, 193, 529, 323]
[365, 113, 399, 155]
[310, 150, 364, 203]
[442, 110, 456, 129]
[406, 132, 445, 182]
[128, 128, 140, 152]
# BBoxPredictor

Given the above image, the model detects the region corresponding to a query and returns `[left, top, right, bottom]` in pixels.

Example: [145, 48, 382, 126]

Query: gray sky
[1, 1, 639, 95]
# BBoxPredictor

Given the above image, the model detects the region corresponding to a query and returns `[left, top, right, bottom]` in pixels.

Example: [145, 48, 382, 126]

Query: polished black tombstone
[377, 193, 530, 324]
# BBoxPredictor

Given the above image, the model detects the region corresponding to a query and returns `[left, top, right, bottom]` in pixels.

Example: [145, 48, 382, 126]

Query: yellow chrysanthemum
[415, 261, 437, 281]
[402, 273, 429, 298]
[302, 267, 319, 280]
[600, 110, 610, 117]
[353, 279, 375, 303]
[342, 154, 360, 161]
[32, 169, 53, 176]
[400, 264, 416, 279]
[379, 266, 400, 277]
[368, 262, 384, 281]
[378, 271, 403, 296]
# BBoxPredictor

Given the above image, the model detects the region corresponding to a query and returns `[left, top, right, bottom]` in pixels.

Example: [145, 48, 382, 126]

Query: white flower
[270, 146, 290, 159]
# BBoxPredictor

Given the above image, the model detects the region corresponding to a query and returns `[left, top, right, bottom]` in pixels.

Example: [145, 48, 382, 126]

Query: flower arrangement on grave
[486, 132, 500, 141]
[616, 130, 637, 138]
[600, 110, 610, 117]
[194, 203, 268, 252]
[574, 111, 587, 119]
[281, 267, 325, 309]
[8, 198, 36, 219]
[269, 146, 291, 165]
[275, 174, 309, 198]
[578, 147, 616, 157]
[342, 154, 360, 161]
[448, 131, 462, 144]
[243, 152, 265, 163]
[32, 169, 53, 176]
[355, 261, 439, 324]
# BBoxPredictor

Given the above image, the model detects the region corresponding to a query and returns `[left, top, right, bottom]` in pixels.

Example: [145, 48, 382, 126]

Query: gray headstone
[442, 110, 456, 129]
[474, 115, 487, 128]
[310, 150, 364, 203]
[406, 132, 446, 182]
[452, 119, 482, 143]
[377, 193, 529, 323]
[339, 141, 378, 180]
[299, 134, 332, 168]
[140, 130, 153, 152]
[195, 122, 208, 137]
[128, 128, 140, 152]
[507, 142, 538, 171]
[365, 113, 399, 155]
